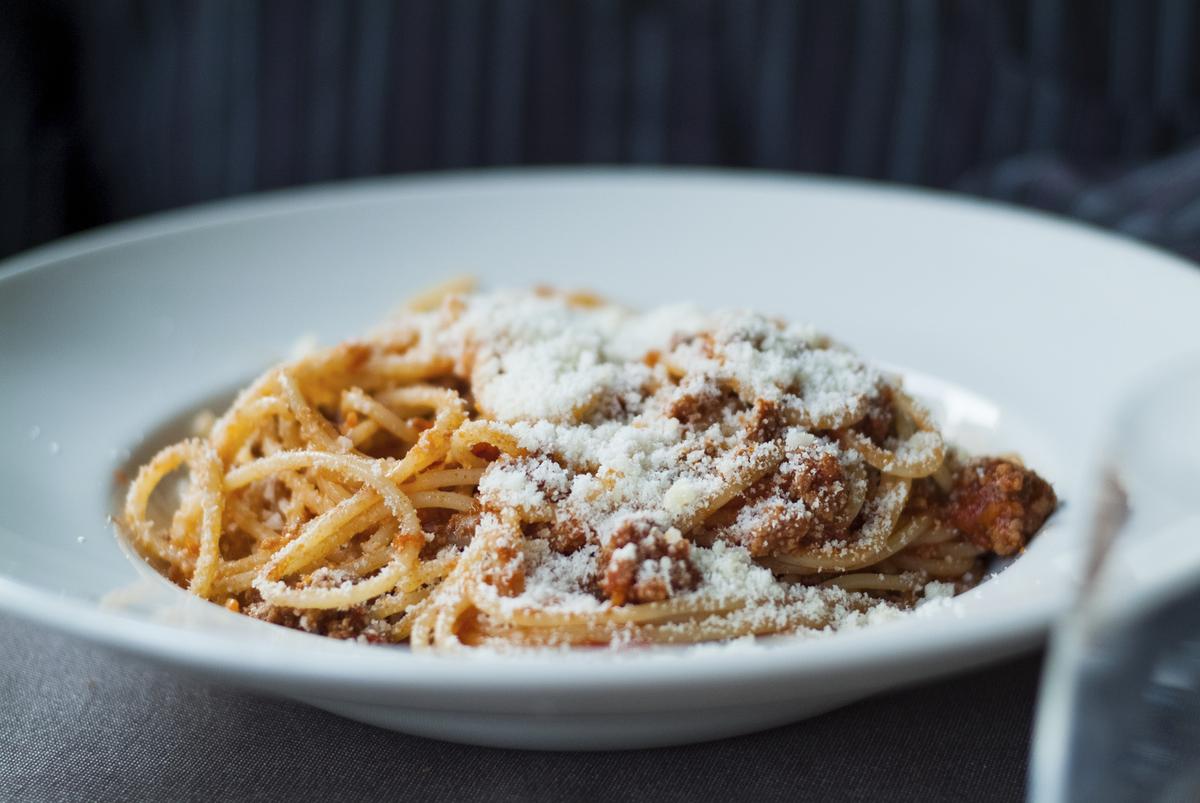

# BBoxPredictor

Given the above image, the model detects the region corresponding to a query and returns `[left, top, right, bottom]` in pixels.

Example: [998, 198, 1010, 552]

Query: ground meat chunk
[599, 518, 700, 606]
[721, 487, 812, 557]
[419, 509, 479, 555]
[523, 514, 594, 554]
[248, 603, 376, 641]
[666, 379, 739, 427]
[788, 449, 849, 525]
[745, 398, 785, 442]
[470, 441, 502, 461]
[943, 458, 1057, 556]
[707, 446, 850, 557]
[853, 384, 896, 445]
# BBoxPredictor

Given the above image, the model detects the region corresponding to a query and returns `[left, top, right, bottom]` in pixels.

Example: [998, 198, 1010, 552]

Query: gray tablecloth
[0, 612, 1040, 802]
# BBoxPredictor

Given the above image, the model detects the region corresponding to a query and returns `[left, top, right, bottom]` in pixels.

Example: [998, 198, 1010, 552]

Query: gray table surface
[0, 612, 1041, 802]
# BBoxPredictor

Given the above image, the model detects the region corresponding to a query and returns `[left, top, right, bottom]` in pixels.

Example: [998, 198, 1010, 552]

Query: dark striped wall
[5, 1, 1200, 259]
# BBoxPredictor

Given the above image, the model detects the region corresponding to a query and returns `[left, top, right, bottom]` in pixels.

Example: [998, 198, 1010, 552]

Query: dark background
[2, 2, 1198, 800]
[5, 0, 1200, 261]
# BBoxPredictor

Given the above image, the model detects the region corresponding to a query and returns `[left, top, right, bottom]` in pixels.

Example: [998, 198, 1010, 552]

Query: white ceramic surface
[2, 170, 1199, 750]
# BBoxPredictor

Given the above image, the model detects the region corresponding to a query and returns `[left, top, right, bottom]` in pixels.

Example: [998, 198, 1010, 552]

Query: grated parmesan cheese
[375, 290, 966, 642]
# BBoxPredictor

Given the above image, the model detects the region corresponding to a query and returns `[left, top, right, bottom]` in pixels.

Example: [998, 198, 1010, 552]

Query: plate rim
[4, 165, 1198, 286]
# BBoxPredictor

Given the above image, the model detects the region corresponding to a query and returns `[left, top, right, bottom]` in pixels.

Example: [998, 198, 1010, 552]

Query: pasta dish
[122, 283, 1057, 650]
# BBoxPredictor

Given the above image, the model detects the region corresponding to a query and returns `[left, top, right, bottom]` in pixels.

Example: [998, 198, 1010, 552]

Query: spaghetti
[122, 283, 1057, 650]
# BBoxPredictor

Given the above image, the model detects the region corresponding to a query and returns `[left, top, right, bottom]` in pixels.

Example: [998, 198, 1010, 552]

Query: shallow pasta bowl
[2, 170, 1199, 749]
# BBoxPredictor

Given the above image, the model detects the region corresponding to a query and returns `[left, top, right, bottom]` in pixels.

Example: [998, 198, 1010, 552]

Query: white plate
[3, 170, 1199, 750]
